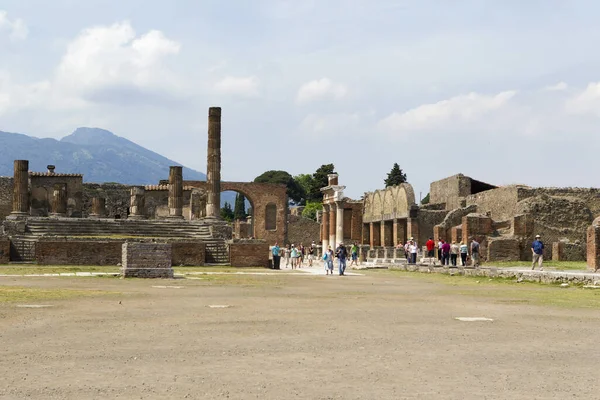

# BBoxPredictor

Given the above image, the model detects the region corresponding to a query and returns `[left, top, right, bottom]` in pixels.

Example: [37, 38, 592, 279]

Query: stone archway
[183, 181, 288, 244]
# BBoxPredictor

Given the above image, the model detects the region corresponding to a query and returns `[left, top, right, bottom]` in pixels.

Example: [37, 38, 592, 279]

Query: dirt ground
[1, 269, 599, 399]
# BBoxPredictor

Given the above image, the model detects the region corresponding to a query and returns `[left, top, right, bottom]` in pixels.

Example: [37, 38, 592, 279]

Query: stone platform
[121, 242, 173, 278]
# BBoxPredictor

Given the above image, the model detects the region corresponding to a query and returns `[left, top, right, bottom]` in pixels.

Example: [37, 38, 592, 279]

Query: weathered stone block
[487, 238, 520, 262]
[587, 225, 600, 271]
[121, 242, 173, 278]
[230, 241, 268, 268]
[0, 237, 10, 264]
[37, 240, 122, 265]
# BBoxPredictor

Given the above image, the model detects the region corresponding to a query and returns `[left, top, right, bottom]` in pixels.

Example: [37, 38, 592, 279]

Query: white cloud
[299, 112, 360, 137]
[0, 10, 28, 41]
[565, 82, 600, 116]
[378, 90, 516, 133]
[55, 21, 181, 98]
[544, 82, 568, 91]
[296, 78, 348, 104]
[214, 76, 260, 97]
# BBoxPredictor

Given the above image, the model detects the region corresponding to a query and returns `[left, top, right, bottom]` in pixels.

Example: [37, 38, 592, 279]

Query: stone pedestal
[50, 183, 67, 217]
[9, 160, 29, 218]
[168, 166, 184, 219]
[129, 187, 146, 219]
[206, 107, 222, 219]
[90, 197, 106, 218]
[121, 242, 173, 278]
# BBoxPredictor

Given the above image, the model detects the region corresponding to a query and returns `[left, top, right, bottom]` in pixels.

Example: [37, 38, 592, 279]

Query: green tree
[254, 170, 306, 204]
[421, 193, 430, 205]
[301, 201, 322, 221]
[220, 201, 234, 222]
[308, 164, 335, 201]
[384, 163, 407, 187]
[233, 193, 247, 220]
[294, 173, 314, 202]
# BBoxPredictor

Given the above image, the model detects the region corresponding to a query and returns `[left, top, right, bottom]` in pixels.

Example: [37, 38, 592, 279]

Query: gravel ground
[0, 271, 599, 399]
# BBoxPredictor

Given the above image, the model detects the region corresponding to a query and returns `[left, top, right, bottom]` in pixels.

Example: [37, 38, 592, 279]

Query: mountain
[0, 128, 206, 184]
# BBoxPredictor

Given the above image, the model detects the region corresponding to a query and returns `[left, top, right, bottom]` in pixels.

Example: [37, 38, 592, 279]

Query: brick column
[329, 205, 336, 250]
[129, 187, 146, 219]
[335, 201, 344, 249]
[407, 218, 419, 243]
[11, 160, 29, 217]
[587, 225, 600, 272]
[90, 197, 106, 218]
[50, 183, 67, 217]
[168, 166, 183, 219]
[322, 205, 330, 251]
[206, 107, 221, 218]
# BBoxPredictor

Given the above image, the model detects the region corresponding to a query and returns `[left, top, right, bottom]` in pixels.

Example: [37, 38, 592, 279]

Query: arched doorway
[221, 189, 255, 239]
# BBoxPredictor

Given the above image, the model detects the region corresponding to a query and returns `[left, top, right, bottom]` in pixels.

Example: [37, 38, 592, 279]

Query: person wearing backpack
[335, 243, 348, 276]
[470, 238, 480, 268]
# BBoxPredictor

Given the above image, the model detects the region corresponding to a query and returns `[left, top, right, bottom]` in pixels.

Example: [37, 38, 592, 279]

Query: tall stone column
[335, 201, 344, 250]
[206, 107, 222, 219]
[90, 197, 106, 218]
[129, 187, 146, 219]
[322, 205, 330, 251]
[329, 205, 336, 251]
[168, 166, 184, 219]
[10, 159, 29, 217]
[50, 183, 67, 217]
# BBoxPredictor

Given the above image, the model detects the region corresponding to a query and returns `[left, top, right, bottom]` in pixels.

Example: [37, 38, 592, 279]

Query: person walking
[308, 243, 315, 267]
[271, 242, 281, 270]
[459, 241, 468, 266]
[450, 241, 459, 267]
[437, 239, 444, 263]
[531, 234, 544, 271]
[298, 243, 304, 268]
[426, 237, 435, 258]
[325, 246, 334, 275]
[290, 244, 298, 269]
[470, 238, 480, 268]
[335, 242, 348, 276]
[284, 244, 291, 268]
[441, 240, 451, 266]
[350, 242, 359, 267]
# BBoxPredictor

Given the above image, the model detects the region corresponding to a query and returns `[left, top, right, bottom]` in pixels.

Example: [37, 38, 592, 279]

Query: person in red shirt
[426, 237, 435, 257]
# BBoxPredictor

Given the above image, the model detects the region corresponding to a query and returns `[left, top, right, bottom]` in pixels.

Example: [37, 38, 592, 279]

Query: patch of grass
[482, 261, 588, 271]
[174, 266, 268, 274]
[0, 266, 120, 275]
[0, 286, 118, 303]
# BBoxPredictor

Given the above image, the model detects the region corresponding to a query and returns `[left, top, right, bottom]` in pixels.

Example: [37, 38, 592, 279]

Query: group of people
[322, 242, 359, 276]
[271, 242, 316, 270]
[398, 238, 419, 264]
[425, 237, 479, 267]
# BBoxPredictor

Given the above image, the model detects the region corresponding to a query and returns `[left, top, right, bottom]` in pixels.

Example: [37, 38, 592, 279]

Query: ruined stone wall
[429, 174, 472, 210]
[465, 186, 531, 221]
[532, 188, 600, 217]
[229, 240, 269, 268]
[145, 190, 192, 219]
[0, 177, 13, 221]
[82, 183, 132, 218]
[416, 209, 448, 246]
[171, 242, 205, 266]
[487, 238, 521, 262]
[36, 240, 122, 265]
[122, 243, 173, 278]
[587, 225, 600, 270]
[552, 242, 585, 262]
[0, 237, 10, 264]
[287, 215, 320, 246]
[30, 175, 83, 217]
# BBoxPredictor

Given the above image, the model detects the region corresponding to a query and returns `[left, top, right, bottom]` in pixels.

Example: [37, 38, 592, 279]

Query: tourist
[441, 240, 451, 266]
[271, 242, 281, 270]
[350, 242, 359, 267]
[531, 234, 544, 271]
[409, 240, 418, 264]
[290, 244, 298, 269]
[450, 241, 459, 267]
[437, 239, 444, 262]
[426, 237, 435, 258]
[284, 244, 291, 268]
[470, 238, 480, 268]
[459, 241, 468, 266]
[298, 243, 304, 267]
[324, 246, 334, 275]
[335, 242, 348, 275]
[308, 243, 315, 267]
[404, 241, 411, 262]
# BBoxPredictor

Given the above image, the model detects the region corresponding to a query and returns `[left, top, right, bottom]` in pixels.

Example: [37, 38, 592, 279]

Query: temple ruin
[0, 107, 287, 267]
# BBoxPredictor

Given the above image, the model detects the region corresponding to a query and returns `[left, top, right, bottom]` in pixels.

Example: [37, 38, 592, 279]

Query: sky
[2, 0, 600, 200]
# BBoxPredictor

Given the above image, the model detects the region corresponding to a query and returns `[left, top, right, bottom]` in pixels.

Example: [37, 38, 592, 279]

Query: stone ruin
[318, 173, 600, 271]
[0, 107, 284, 268]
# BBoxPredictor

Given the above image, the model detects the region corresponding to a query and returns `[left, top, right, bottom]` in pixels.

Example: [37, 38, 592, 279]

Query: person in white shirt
[409, 240, 418, 264]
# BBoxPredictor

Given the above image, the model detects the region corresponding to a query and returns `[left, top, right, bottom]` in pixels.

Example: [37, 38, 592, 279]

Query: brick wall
[587, 225, 600, 271]
[230, 241, 269, 268]
[466, 186, 529, 221]
[0, 237, 10, 264]
[122, 242, 173, 278]
[0, 177, 13, 221]
[171, 242, 205, 266]
[552, 242, 585, 262]
[36, 240, 122, 265]
[487, 238, 521, 262]
[430, 174, 472, 210]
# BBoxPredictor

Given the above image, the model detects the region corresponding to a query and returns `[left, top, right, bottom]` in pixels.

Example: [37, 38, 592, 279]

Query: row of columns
[321, 202, 345, 251]
[361, 218, 420, 247]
